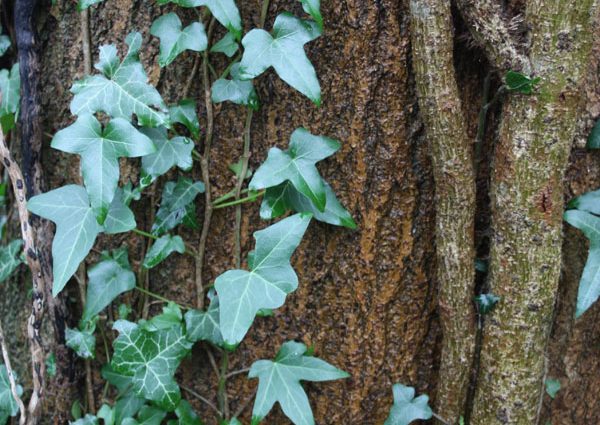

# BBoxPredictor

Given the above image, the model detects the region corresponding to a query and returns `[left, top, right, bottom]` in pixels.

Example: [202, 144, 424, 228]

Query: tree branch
[455, 0, 531, 73]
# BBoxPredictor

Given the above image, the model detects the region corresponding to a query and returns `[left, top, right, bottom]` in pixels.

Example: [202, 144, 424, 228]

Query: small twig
[79, 7, 92, 75]
[217, 351, 230, 420]
[183, 55, 201, 98]
[207, 347, 220, 377]
[432, 412, 452, 425]
[225, 367, 250, 379]
[76, 272, 95, 414]
[181, 385, 222, 416]
[233, 110, 253, 267]
[0, 320, 26, 425]
[232, 388, 257, 419]
[213, 191, 263, 210]
[134, 286, 193, 310]
[132, 228, 197, 257]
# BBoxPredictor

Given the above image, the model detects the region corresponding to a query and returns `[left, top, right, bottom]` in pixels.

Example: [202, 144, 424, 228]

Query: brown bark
[409, 0, 476, 422]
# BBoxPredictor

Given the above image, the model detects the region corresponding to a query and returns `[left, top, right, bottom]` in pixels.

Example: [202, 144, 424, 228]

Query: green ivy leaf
[102, 363, 135, 394]
[143, 235, 185, 269]
[156, 0, 242, 39]
[142, 303, 183, 332]
[66, 325, 96, 359]
[261, 182, 355, 228]
[0, 35, 10, 57]
[587, 119, 600, 149]
[111, 320, 193, 411]
[104, 188, 137, 234]
[141, 127, 194, 180]
[122, 406, 167, 425]
[545, 378, 561, 399]
[249, 341, 348, 425]
[83, 248, 135, 322]
[0, 63, 20, 133]
[46, 353, 57, 378]
[169, 99, 200, 140]
[185, 293, 223, 346]
[151, 13, 208, 67]
[71, 414, 99, 425]
[212, 64, 259, 110]
[70, 32, 169, 127]
[250, 128, 340, 212]
[169, 400, 202, 425]
[239, 13, 322, 104]
[298, 0, 322, 28]
[77, 0, 104, 11]
[153, 177, 204, 236]
[0, 240, 23, 283]
[215, 213, 311, 345]
[0, 364, 23, 420]
[564, 209, 600, 317]
[504, 70, 541, 95]
[28, 185, 102, 296]
[384, 384, 433, 425]
[474, 293, 500, 315]
[210, 32, 238, 57]
[568, 188, 600, 213]
[52, 114, 155, 223]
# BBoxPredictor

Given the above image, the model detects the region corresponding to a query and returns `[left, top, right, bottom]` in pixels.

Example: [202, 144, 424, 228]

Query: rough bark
[409, 0, 476, 422]
[471, 1, 597, 423]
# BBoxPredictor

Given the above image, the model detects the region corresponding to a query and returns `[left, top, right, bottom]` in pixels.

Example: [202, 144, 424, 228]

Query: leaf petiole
[132, 228, 197, 256]
[213, 191, 264, 209]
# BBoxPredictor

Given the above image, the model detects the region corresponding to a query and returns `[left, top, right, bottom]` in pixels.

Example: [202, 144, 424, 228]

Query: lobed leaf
[66, 326, 96, 359]
[0, 63, 20, 133]
[211, 32, 238, 57]
[298, 0, 322, 28]
[185, 293, 224, 346]
[0, 240, 23, 283]
[141, 127, 195, 180]
[151, 13, 208, 67]
[152, 177, 204, 236]
[169, 99, 200, 139]
[143, 235, 185, 269]
[384, 384, 433, 425]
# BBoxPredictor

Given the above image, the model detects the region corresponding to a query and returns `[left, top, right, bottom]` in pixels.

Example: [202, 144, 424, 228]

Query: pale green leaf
[564, 209, 600, 317]
[151, 13, 208, 67]
[70, 32, 169, 127]
[239, 13, 322, 104]
[298, 0, 322, 28]
[111, 320, 193, 411]
[211, 32, 238, 57]
[0, 63, 20, 133]
[185, 294, 223, 346]
[46, 353, 56, 378]
[52, 114, 155, 223]
[77, 0, 104, 11]
[545, 378, 561, 399]
[250, 128, 340, 212]
[170, 400, 202, 425]
[169, 99, 200, 139]
[28, 185, 102, 296]
[588, 119, 600, 149]
[0, 240, 23, 283]
[504, 70, 541, 95]
[261, 181, 355, 228]
[143, 235, 185, 269]
[66, 326, 96, 359]
[0, 35, 10, 57]
[215, 213, 311, 345]
[122, 405, 167, 425]
[142, 302, 183, 332]
[0, 364, 22, 418]
[212, 64, 259, 110]
[152, 177, 204, 236]
[474, 293, 500, 315]
[104, 188, 137, 234]
[141, 127, 194, 180]
[384, 384, 433, 425]
[249, 341, 349, 425]
[70, 414, 99, 425]
[83, 248, 135, 322]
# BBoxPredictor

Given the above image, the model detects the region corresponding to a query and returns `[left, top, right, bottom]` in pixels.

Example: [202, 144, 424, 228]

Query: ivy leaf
[250, 128, 340, 212]
[564, 209, 600, 317]
[143, 235, 185, 269]
[587, 119, 600, 149]
[249, 341, 349, 425]
[185, 293, 224, 346]
[0, 364, 23, 419]
[384, 384, 433, 425]
[83, 248, 135, 322]
[71, 414, 99, 425]
[239, 13, 322, 104]
[153, 177, 204, 236]
[156, 0, 242, 39]
[151, 13, 208, 67]
[28, 185, 102, 296]
[212, 64, 259, 110]
[474, 293, 500, 315]
[142, 303, 183, 332]
[46, 353, 57, 378]
[0, 240, 23, 283]
[66, 325, 96, 359]
[211, 32, 238, 57]
[77, 0, 104, 11]
[568, 188, 600, 213]
[104, 188, 137, 234]
[504, 70, 541, 95]
[0, 63, 20, 133]
[545, 378, 561, 399]
[298, 0, 322, 28]
[141, 127, 194, 180]
[261, 182, 356, 229]
[111, 320, 193, 411]
[0, 35, 10, 57]
[215, 213, 311, 345]
[122, 406, 168, 425]
[168, 400, 202, 425]
[52, 114, 156, 223]
[102, 363, 135, 394]
[71, 32, 169, 127]
[169, 99, 200, 139]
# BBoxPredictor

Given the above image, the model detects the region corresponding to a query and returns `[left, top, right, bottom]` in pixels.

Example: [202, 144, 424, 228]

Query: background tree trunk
[0, 0, 599, 423]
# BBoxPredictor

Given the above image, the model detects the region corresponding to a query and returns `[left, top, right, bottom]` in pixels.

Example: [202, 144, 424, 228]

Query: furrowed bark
[455, 0, 530, 73]
[409, 0, 476, 422]
[471, 1, 597, 423]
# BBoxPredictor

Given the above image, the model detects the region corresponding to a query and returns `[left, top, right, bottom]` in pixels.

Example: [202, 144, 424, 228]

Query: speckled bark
[471, 1, 597, 423]
[409, 0, 476, 422]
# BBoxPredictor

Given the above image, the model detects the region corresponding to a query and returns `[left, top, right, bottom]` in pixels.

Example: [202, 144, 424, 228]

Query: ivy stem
[80, 7, 92, 75]
[232, 388, 257, 420]
[260, 0, 271, 28]
[75, 262, 95, 414]
[213, 191, 264, 210]
[196, 16, 216, 310]
[217, 351, 230, 420]
[474, 76, 506, 175]
[132, 228, 197, 257]
[181, 385, 222, 416]
[233, 110, 253, 267]
[432, 412, 452, 425]
[213, 187, 251, 205]
[133, 286, 191, 309]
[225, 367, 250, 379]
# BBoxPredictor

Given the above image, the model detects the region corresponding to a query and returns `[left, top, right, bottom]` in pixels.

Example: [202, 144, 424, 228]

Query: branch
[455, 0, 531, 73]
[409, 0, 477, 422]
[0, 320, 26, 425]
